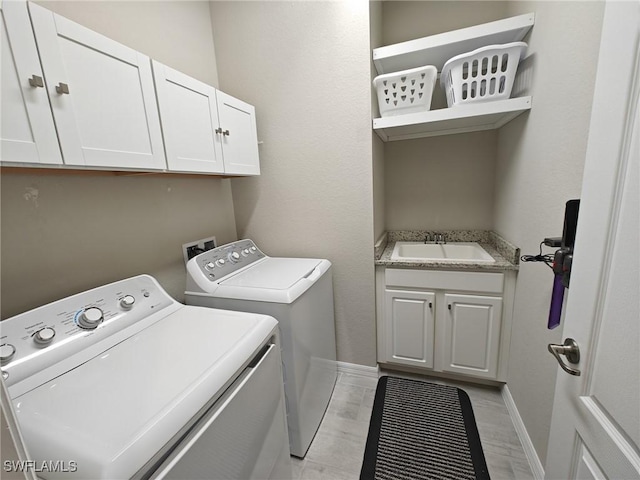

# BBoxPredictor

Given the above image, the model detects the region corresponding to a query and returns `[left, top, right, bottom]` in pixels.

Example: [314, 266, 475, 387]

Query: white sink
[391, 242, 495, 263]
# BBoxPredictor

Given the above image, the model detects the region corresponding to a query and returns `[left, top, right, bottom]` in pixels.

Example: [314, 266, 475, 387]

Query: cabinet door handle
[448, 304, 452, 310]
[28, 75, 44, 88]
[429, 302, 433, 309]
[55, 82, 69, 94]
[215, 127, 223, 134]
[222, 129, 230, 136]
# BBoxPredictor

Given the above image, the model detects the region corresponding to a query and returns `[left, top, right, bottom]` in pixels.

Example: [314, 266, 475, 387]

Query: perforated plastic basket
[441, 42, 527, 107]
[373, 65, 437, 117]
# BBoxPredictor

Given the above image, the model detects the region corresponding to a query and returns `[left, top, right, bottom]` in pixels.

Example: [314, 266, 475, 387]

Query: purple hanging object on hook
[548, 274, 565, 329]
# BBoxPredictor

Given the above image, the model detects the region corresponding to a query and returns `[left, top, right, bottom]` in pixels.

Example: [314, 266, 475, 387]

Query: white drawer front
[385, 268, 504, 294]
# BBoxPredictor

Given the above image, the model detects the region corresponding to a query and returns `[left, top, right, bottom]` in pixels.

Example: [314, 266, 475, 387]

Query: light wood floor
[291, 371, 535, 480]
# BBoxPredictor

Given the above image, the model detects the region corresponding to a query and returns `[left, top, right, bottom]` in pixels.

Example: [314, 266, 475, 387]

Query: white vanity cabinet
[0, 0, 62, 165]
[27, 2, 166, 171]
[152, 61, 260, 176]
[376, 267, 515, 382]
[384, 289, 436, 369]
[441, 293, 503, 379]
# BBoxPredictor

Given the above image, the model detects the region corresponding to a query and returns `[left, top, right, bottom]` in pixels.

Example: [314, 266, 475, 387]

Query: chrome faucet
[424, 234, 432, 244]
[434, 233, 447, 244]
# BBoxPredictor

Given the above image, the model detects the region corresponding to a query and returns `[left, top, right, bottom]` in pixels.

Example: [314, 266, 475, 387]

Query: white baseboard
[336, 361, 379, 378]
[501, 385, 545, 480]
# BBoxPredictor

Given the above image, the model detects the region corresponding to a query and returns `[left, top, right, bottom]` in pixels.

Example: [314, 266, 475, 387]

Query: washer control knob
[33, 327, 56, 346]
[249, 246, 257, 254]
[78, 307, 103, 330]
[216, 259, 226, 267]
[228, 251, 241, 263]
[242, 249, 250, 256]
[0, 344, 16, 365]
[205, 262, 216, 270]
[120, 295, 135, 310]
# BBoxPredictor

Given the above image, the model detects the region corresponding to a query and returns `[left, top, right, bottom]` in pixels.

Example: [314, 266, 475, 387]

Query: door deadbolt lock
[548, 338, 581, 376]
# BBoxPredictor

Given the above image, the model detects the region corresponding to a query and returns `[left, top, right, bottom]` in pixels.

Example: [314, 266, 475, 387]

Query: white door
[441, 293, 502, 379]
[28, 2, 165, 170]
[545, 1, 639, 478]
[152, 61, 224, 174]
[0, 0, 61, 165]
[384, 289, 435, 368]
[215, 90, 260, 176]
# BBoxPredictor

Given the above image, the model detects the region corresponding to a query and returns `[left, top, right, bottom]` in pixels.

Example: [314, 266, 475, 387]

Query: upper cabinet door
[28, 2, 166, 170]
[215, 90, 260, 176]
[1, 1, 61, 165]
[152, 61, 224, 174]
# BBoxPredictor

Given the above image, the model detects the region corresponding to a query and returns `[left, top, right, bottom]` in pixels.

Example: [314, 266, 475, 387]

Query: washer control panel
[191, 239, 265, 282]
[0, 275, 175, 388]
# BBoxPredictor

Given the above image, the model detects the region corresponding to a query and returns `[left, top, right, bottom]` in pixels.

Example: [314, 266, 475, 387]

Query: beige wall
[1, 1, 235, 318]
[371, 1, 385, 242]
[381, 1, 506, 231]
[210, 1, 377, 366]
[496, 1, 605, 466]
[384, 131, 497, 230]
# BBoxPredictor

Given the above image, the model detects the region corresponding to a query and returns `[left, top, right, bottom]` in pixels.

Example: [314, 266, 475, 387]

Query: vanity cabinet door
[152, 61, 224, 174]
[441, 293, 502, 379]
[28, 2, 166, 170]
[215, 90, 260, 176]
[384, 289, 435, 369]
[0, 0, 61, 165]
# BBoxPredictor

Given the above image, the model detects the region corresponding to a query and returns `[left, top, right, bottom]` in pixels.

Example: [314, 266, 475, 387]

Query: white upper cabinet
[153, 60, 260, 176]
[152, 61, 224, 174]
[0, 0, 62, 165]
[215, 90, 260, 176]
[28, 2, 166, 170]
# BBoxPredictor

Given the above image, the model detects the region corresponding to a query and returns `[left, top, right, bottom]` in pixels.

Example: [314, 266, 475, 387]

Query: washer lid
[12, 306, 277, 480]
[216, 258, 330, 303]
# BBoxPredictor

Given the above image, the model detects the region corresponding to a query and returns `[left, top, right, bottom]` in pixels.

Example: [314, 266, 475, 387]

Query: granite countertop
[375, 230, 520, 272]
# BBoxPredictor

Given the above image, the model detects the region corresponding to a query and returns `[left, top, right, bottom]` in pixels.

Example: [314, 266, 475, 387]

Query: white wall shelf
[373, 12, 534, 74]
[373, 96, 532, 142]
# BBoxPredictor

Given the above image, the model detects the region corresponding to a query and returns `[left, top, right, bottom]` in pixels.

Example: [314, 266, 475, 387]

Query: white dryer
[1, 275, 291, 479]
[185, 239, 337, 458]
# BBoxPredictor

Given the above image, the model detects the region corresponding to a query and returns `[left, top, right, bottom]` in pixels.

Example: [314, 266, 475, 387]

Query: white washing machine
[185, 239, 337, 458]
[0, 275, 291, 479]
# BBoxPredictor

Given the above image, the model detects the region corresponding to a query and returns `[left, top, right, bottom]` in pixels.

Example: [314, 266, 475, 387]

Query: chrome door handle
[55, 82, 69, 94]
[548, 338, 581, 376]
[28, 75, 44, 88]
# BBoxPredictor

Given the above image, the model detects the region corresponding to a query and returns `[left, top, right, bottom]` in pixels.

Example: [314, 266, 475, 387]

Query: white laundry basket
[374, 65, 437, 117]
[441, 42, 527, 107]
